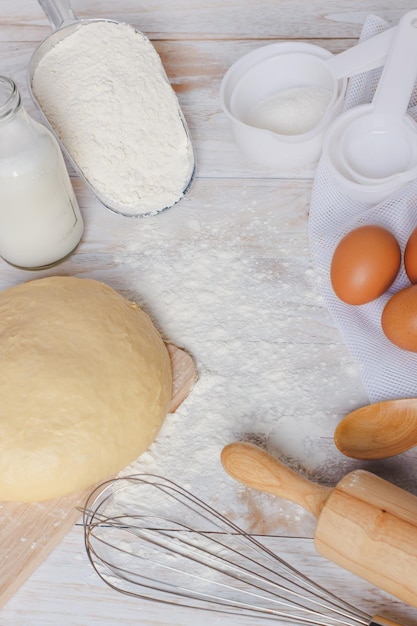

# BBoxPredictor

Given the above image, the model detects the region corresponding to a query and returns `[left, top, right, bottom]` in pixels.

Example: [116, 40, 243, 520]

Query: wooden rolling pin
[221, 441, 417, 608]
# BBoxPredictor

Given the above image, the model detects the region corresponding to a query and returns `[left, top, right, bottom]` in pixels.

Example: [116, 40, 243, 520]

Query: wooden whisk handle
[370, 617, 406, 626]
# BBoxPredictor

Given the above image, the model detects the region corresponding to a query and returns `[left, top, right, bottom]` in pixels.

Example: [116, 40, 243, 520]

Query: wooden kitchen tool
[221, 441, 417, 608]
[334, 397, 417, 459]
[0, 343, 197, 609]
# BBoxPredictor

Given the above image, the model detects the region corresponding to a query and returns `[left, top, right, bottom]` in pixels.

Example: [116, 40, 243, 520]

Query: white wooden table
[1, 1, 417, 624]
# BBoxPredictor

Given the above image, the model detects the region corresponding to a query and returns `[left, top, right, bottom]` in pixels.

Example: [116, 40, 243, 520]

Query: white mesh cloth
[309, 15, 417, 403]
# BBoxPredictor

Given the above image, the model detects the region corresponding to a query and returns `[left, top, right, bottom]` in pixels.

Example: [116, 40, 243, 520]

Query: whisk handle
[221, 442, 331, 519]
[370, 617, 405, 626]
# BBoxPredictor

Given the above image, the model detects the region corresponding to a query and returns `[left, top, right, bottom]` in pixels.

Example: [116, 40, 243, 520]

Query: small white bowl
[220, 42, 347, 170]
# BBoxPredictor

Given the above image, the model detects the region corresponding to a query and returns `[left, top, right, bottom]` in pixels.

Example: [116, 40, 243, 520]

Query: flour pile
[32, 21, 194, 216]
[247, 86, 333, 135]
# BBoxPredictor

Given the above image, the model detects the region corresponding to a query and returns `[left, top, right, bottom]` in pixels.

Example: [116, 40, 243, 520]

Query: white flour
[100, 191, 374, 538]
[246, 86, 333, 135]
[32, 21, 194, 216]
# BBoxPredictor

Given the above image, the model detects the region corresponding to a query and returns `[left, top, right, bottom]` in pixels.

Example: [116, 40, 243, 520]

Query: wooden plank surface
[1, 0, 415, 39]
[1, 1, 417, 624]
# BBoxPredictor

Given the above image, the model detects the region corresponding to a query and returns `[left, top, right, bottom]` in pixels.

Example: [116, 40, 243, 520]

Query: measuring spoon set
[221, 10, 417, 199]
[324, 9, 417, 204]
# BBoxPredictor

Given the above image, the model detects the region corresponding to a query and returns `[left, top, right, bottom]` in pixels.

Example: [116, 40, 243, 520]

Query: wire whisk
[82, 474, 404, 626]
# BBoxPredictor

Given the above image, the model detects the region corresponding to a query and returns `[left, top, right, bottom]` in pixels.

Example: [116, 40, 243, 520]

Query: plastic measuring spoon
[334, 398, 417, 460]
[316, 26, 396, 130]
[28, 0, 195, 217]
[323, 26, 395, 80]
[330, 10, 417, 190]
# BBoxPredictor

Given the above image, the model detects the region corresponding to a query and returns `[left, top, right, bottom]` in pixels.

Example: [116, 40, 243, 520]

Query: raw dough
[0, 276, 172, 502]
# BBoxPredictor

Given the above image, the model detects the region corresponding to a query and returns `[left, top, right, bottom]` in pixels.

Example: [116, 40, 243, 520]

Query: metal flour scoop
[28, 0, 195, 217]
[324, 10, 417, 204]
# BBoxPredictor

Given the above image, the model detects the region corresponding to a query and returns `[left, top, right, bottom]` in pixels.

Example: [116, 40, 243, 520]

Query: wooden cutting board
[0, 343, 197, 608]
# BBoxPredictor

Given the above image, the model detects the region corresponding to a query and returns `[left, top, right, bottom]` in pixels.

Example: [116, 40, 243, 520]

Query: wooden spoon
[334, 397, 417, 459]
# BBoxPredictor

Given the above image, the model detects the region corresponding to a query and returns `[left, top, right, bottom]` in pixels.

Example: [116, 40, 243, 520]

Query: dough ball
[0, 276, 172, 502]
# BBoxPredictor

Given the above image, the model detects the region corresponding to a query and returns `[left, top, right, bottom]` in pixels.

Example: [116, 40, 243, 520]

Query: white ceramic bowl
[220, 42, 347, 170]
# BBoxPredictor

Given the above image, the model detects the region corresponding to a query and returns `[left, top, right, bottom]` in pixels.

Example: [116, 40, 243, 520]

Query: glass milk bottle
[0, 76, 83, 268]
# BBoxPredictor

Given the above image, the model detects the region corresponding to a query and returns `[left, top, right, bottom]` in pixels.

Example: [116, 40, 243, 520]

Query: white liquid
[0, 114, 83, 268]
[246, 85, 333, 135]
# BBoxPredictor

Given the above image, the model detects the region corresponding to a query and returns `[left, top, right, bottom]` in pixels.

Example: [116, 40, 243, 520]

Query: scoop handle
[38, 0, 77, 30]
[221, 442, 332, 519]
[325, 26, 395, 79]
[373, 9, 417, 116]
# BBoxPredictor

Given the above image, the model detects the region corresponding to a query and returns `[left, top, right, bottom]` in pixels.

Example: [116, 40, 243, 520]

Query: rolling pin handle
[221, 442, 332, 519]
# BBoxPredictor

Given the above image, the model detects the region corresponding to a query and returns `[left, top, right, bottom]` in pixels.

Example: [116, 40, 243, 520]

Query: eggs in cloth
[382, 285, 417, 351]
[330, 225, 401, 305]
[404, 227, 417, 283]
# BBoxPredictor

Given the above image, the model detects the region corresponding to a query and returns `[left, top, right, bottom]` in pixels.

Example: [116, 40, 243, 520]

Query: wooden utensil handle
[221, 442, 332, 519]
[371, 617, 406, 626]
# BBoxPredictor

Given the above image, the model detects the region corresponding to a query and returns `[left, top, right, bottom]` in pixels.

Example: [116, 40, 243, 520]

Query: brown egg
[330, 225, 401, 305]
[404, 227, 417, 283]
[382, 285, 417, 351]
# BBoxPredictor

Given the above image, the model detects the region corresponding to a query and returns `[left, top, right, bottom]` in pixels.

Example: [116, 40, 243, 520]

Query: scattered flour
[100, 195, 374, 536]
[32, 21, 194, 216]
